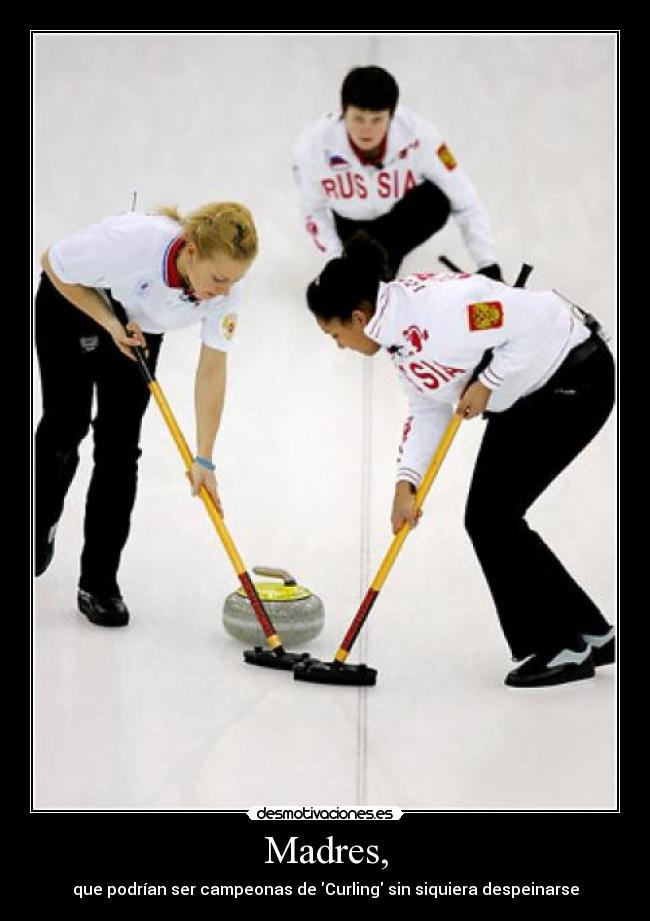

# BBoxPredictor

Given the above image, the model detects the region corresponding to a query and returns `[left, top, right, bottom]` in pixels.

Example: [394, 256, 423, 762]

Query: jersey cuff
[478, 367, 504, 390]
[396, 467, 422, 488]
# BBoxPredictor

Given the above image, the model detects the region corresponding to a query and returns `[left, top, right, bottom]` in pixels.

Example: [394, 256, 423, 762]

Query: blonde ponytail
[157, 202, 258, 261]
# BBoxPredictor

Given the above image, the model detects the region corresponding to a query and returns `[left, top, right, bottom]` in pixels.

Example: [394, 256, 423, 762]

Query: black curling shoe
[78, 590, 130, 627]
[582, 629, 616, 666]
[591, 638, 615, 666]
[505, 646, 595, 688]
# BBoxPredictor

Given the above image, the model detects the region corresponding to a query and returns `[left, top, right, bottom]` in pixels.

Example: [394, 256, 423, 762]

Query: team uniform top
[364, 272, 591, 487]
[48, 213, 243, 351]
[293, 105, 497, 267]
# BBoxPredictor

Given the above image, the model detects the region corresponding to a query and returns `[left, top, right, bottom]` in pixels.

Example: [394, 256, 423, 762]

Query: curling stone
[223, 566, 324, 648]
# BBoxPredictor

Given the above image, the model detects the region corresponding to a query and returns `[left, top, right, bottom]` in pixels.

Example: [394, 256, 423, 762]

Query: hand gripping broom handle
[334, 414, 463, 664]
[131, 345, 286, 654]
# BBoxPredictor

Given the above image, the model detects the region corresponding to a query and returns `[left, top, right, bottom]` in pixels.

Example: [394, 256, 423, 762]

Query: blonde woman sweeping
[35, 201, 258, 626]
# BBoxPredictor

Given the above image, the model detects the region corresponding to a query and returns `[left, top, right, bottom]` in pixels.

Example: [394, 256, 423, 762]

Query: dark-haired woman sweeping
[306, 235, 615, 687]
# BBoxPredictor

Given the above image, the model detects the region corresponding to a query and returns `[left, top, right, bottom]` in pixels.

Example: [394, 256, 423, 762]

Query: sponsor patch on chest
[221, 313, 237, 340]
[467, 301, 503, 331]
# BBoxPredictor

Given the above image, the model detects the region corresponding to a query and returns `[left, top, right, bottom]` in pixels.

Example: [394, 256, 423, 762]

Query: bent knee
[36, 413, 90, 451]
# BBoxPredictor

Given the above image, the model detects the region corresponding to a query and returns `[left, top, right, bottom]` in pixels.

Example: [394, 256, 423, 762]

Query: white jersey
[48, 213, 244, 352]
[293, 105, 497, 267]
[364, 273, 591, 487]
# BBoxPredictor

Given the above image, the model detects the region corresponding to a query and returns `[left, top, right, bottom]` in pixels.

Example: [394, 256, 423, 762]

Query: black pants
[464, 337, 615, 659]
[35, 273, 163, 595]
[333, 180, 451, 279]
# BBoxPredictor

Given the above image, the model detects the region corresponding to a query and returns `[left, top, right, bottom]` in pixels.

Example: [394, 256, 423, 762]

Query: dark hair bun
[306, 231, 389, 322]
[343, 231, 390, 282]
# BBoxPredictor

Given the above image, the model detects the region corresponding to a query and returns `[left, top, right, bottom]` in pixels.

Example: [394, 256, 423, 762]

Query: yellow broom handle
[148, 381, 246, 574]
[370, 414, 462, 592]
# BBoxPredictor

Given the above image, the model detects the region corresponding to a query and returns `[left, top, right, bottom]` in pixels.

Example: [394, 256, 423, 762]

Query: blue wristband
[195, 455, 216, 471]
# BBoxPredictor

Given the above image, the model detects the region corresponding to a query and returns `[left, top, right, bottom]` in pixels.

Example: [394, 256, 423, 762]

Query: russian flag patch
[468, 301, 503, 331]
